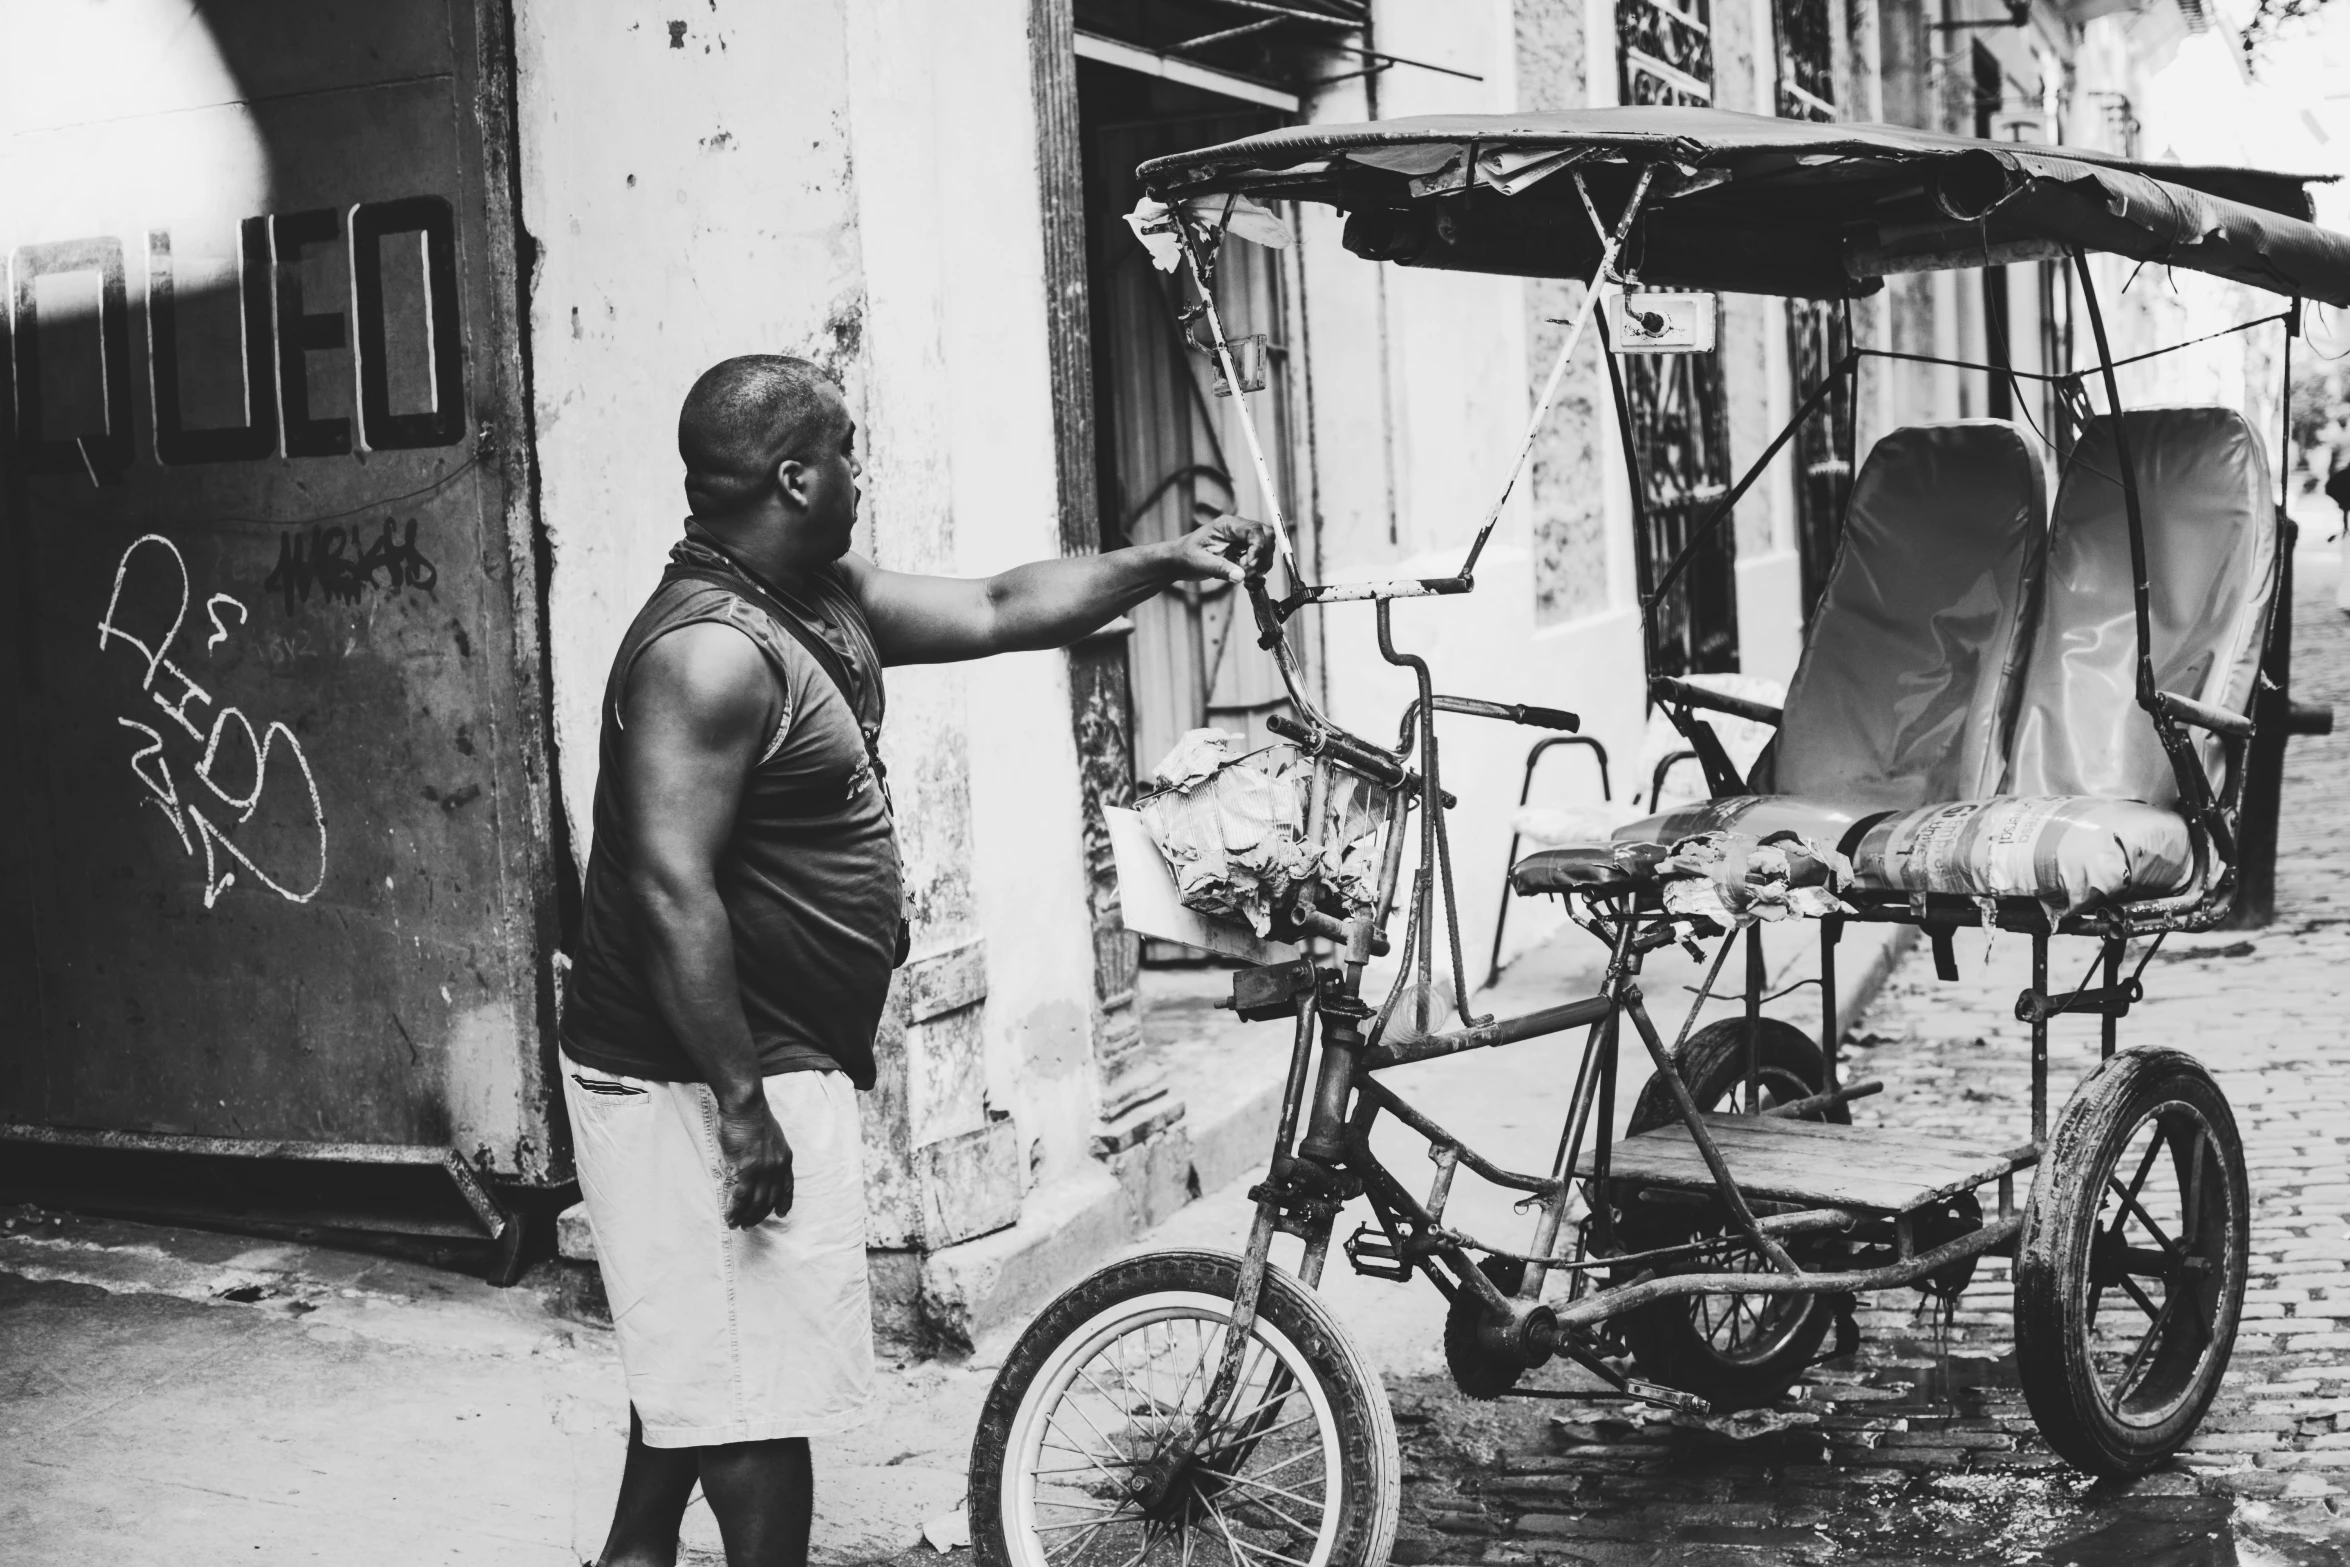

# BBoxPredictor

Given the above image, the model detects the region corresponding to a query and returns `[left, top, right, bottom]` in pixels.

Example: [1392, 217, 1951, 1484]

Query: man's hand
[716, 1099, 795, 1228]
[1168, 514, 1275, 583]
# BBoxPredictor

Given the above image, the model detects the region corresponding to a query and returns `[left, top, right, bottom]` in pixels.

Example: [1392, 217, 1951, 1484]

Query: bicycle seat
[1510, 844, 1657, 896]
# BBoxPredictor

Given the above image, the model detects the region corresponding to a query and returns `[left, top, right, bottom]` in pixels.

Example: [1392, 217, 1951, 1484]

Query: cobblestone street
[1374, 544, 2350, 1566]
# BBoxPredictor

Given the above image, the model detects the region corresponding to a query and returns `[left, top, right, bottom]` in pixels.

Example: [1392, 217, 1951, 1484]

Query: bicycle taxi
[968, 106, 2350, 1565]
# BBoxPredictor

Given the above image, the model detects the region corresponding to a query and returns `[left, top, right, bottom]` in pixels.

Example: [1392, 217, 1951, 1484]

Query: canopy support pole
[1454, 166, 1657, 582]
[1595, 314, 1657, 687]
[2069, 250, 2158, 711]
[2226, 301, 2310, 928]
[1171, 204, 1300, 572]
[2072, 247, 2243, 873]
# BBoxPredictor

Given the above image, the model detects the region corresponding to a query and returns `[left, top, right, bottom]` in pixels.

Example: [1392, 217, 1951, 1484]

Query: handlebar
[1429, 696, 1579, 732]
[1265, 712, 1408, 789]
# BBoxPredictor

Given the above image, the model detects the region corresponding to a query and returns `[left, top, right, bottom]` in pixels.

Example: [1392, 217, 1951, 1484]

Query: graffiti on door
[97, 533, 327, 909]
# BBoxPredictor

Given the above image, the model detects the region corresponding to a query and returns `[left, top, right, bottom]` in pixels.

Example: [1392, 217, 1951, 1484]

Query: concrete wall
[513, 4, 865, 844]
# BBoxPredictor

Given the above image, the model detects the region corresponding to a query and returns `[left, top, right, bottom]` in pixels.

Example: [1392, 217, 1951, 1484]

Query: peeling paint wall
[917, 0, 1107, 1195]
[513, 4, 864, 844]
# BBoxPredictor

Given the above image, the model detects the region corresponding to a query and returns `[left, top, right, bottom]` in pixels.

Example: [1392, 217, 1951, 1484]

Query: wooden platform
[1575, 1113, 2039, 1214]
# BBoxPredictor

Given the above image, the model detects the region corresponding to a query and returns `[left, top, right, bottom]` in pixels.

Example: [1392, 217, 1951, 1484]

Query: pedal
[1623, 1379, 1711, 1415]
[1343, 1223, 1414, 1283]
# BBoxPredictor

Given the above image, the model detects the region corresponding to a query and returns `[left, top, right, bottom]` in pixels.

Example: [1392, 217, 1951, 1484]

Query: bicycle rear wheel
[968, 1249, 1399, 1567]
[2015, 1047, 2248, 1476]
[1613, 1018, 1846, 1408]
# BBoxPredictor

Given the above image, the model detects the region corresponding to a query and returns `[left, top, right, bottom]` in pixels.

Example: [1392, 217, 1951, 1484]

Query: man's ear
[774, 458, 810, 511]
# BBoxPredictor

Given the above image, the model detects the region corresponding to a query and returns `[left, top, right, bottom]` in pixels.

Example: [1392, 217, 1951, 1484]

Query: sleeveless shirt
[560, 535, 900, 1089]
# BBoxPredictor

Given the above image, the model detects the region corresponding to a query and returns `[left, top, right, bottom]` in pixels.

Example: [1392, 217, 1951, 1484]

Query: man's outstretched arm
[843, 516, 1272, 666]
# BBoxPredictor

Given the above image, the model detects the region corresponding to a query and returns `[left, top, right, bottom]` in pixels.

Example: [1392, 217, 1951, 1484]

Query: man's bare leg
[597, 1407, 701, 1567]
[698, 1437, 814, 1567]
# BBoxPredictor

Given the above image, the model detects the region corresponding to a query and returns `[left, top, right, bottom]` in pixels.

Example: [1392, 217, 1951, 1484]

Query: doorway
[1078, 76, 1308, 778]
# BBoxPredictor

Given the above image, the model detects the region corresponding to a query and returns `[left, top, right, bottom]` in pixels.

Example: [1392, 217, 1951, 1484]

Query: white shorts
[562, 1055, 875, 1448]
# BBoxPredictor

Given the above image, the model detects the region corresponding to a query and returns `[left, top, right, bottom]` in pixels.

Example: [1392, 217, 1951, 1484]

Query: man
[559, 354, 1267, 1567]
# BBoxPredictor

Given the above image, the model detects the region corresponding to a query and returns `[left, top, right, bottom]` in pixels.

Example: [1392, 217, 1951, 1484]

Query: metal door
[0, 0, 557, 1178]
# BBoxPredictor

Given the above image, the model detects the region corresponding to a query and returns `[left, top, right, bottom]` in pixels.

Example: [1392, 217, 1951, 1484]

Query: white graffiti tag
[98, 534, 327, 909]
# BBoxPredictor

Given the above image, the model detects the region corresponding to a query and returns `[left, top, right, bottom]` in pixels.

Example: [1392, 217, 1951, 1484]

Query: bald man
[559, 355, 1267, 1567]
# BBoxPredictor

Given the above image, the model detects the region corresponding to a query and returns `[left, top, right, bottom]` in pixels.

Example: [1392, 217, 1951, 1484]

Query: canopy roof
[1136, 107, 2350, 306]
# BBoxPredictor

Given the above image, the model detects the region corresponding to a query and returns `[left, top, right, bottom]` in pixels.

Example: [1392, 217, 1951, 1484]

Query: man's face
[791, 389, 863, 561]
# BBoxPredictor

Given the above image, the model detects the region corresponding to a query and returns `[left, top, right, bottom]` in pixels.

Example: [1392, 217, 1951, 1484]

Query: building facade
[3, 0, 2282, 1342]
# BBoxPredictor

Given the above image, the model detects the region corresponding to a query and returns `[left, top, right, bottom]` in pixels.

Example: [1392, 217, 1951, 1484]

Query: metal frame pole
[2227, 305, 2304, 927]
[2031, 932, 2050, 1142]
[1744, 922, 1766, 1114]
[1820, 916, 1842, 1093]
[2068, 249, 2156, 708]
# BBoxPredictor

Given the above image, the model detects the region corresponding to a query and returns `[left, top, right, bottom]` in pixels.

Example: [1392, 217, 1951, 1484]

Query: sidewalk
[0, 1206, 995, 1564]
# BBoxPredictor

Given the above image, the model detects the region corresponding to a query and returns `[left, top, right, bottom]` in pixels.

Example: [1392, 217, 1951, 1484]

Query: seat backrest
[1771, 420, 2047, 810]
[2004, 407, 2277, 808]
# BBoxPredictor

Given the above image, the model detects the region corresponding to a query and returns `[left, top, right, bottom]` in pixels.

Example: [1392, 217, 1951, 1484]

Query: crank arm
[1624, 1378, 1711, 1414]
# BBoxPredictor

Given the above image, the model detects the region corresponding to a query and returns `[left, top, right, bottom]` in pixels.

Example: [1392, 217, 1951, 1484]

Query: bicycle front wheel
[968, 1249, 1400, 1567]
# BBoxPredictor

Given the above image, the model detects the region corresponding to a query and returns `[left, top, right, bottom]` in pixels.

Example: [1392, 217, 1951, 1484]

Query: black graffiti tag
[263, 517, 438, 613]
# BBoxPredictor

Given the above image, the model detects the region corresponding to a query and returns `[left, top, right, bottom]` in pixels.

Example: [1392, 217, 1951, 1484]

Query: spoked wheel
[2016, 1047, 2249, 1476]
[969, 1250, 1400, 1567]
[1611, 1018, 1849, 1410]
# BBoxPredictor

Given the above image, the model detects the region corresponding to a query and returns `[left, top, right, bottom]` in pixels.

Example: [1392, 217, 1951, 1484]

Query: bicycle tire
[968, 1249, 1400, 1567]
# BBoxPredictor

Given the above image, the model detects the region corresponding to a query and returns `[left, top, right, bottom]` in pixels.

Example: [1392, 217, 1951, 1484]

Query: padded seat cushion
[1510, 844, 1658, 896]
[1614, 795, 1869, 851]
[1848, 796, 2194, 914]
[1506, 797, 1868, 897]
[1513, 792, 2191, 916]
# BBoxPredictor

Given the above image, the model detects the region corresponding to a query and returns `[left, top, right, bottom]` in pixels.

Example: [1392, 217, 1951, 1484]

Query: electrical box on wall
[1605, 291, 1720, 353]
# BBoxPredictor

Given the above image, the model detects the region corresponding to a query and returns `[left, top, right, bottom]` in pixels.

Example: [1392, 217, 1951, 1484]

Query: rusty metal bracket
[2014, 977, 2143, 1023]
[1221, 957, 1319, 1022]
